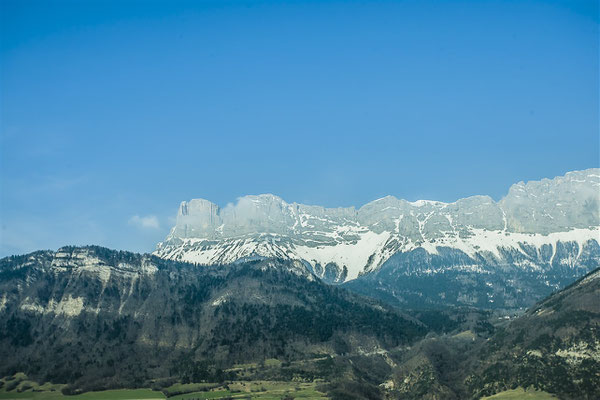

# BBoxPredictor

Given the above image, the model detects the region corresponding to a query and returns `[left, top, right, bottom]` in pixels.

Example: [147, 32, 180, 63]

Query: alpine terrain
[0, 246, 437, 396]
[156, 169, 600, 309]
[1, 247, 598, 399]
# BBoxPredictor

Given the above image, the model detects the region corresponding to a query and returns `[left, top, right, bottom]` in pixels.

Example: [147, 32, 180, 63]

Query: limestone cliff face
[156, 169, 600, 286]
[500, 169, 600, 234]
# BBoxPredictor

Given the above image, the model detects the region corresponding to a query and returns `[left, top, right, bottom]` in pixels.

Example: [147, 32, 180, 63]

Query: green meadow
[0, 374, 327, 400]
[481, 387, 558, 399]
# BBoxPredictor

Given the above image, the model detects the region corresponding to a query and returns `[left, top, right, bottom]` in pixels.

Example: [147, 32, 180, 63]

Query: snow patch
[294, 231, 391, 280]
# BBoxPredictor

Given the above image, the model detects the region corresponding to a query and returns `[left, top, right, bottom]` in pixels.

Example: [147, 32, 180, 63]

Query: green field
[0, 374, 328, 400]
[0, 385, 326, 400]
[480, 387, 558, 399]
[167, 381, 327, 400]
[0, 388, 164, 399]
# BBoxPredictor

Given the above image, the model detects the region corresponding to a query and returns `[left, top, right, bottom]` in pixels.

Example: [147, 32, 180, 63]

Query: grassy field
[480, 387, 558, 399]
[0, 374, 560, 400]
[167, 381, 327, 400]
[0, 374, 328, 400]
[0, 389, 164, 399]
[0, 385, 326, 400]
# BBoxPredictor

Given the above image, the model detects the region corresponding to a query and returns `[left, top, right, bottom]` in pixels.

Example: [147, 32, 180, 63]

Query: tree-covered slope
[345, 240, 599, 310]
[466, 267, 600, 399]
[0, 246, 425, 392]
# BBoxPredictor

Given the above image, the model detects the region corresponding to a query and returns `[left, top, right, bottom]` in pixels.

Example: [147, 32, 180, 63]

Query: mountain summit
[156, 169, 599, 288]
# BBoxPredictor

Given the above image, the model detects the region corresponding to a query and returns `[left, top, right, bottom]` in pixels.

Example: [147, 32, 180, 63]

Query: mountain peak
[157, 169, 600, 282]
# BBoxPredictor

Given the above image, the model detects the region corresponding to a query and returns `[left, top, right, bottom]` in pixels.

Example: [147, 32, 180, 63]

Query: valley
[2, 0, 597, 396]
[1, 171, 598, 399]
[1, 241, 598, 399]
[0, 373, 328, 399]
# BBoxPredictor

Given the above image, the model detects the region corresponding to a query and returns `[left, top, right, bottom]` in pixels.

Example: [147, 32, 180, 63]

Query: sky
[1, 0, 598, 256]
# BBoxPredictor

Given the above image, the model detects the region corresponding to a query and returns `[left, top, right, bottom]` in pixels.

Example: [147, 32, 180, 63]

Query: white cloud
[128, 215, 160, 230]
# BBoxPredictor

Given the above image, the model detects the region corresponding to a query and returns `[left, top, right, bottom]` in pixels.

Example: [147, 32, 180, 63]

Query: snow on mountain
[155, 169, 600, 283]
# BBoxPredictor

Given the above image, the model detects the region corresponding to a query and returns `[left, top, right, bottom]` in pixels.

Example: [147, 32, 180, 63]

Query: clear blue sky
[1, 0, 598, 256]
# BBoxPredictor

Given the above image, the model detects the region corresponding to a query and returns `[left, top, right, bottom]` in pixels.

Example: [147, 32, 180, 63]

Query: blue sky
[1, 0, 598, 256]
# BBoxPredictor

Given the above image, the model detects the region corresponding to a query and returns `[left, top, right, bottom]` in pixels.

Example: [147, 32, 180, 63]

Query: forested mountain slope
[0, 246, 425, 392]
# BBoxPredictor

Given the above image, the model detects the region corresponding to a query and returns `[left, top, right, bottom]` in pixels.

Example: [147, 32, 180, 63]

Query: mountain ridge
[156, 169, 599, 286]
[1, 246, 598, 399]
[0, 246, 429, 393]
[465, 266, 600, 399]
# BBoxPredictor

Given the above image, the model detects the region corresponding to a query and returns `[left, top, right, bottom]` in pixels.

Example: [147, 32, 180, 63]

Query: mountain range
[156, 169, 600, 309]
[1, 246, 598, 399]
[1, 168, 599, 399]
[0, 247, 433, 393]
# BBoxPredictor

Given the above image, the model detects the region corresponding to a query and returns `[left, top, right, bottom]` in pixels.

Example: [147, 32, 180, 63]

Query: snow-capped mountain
[155, 169, 600, 287]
